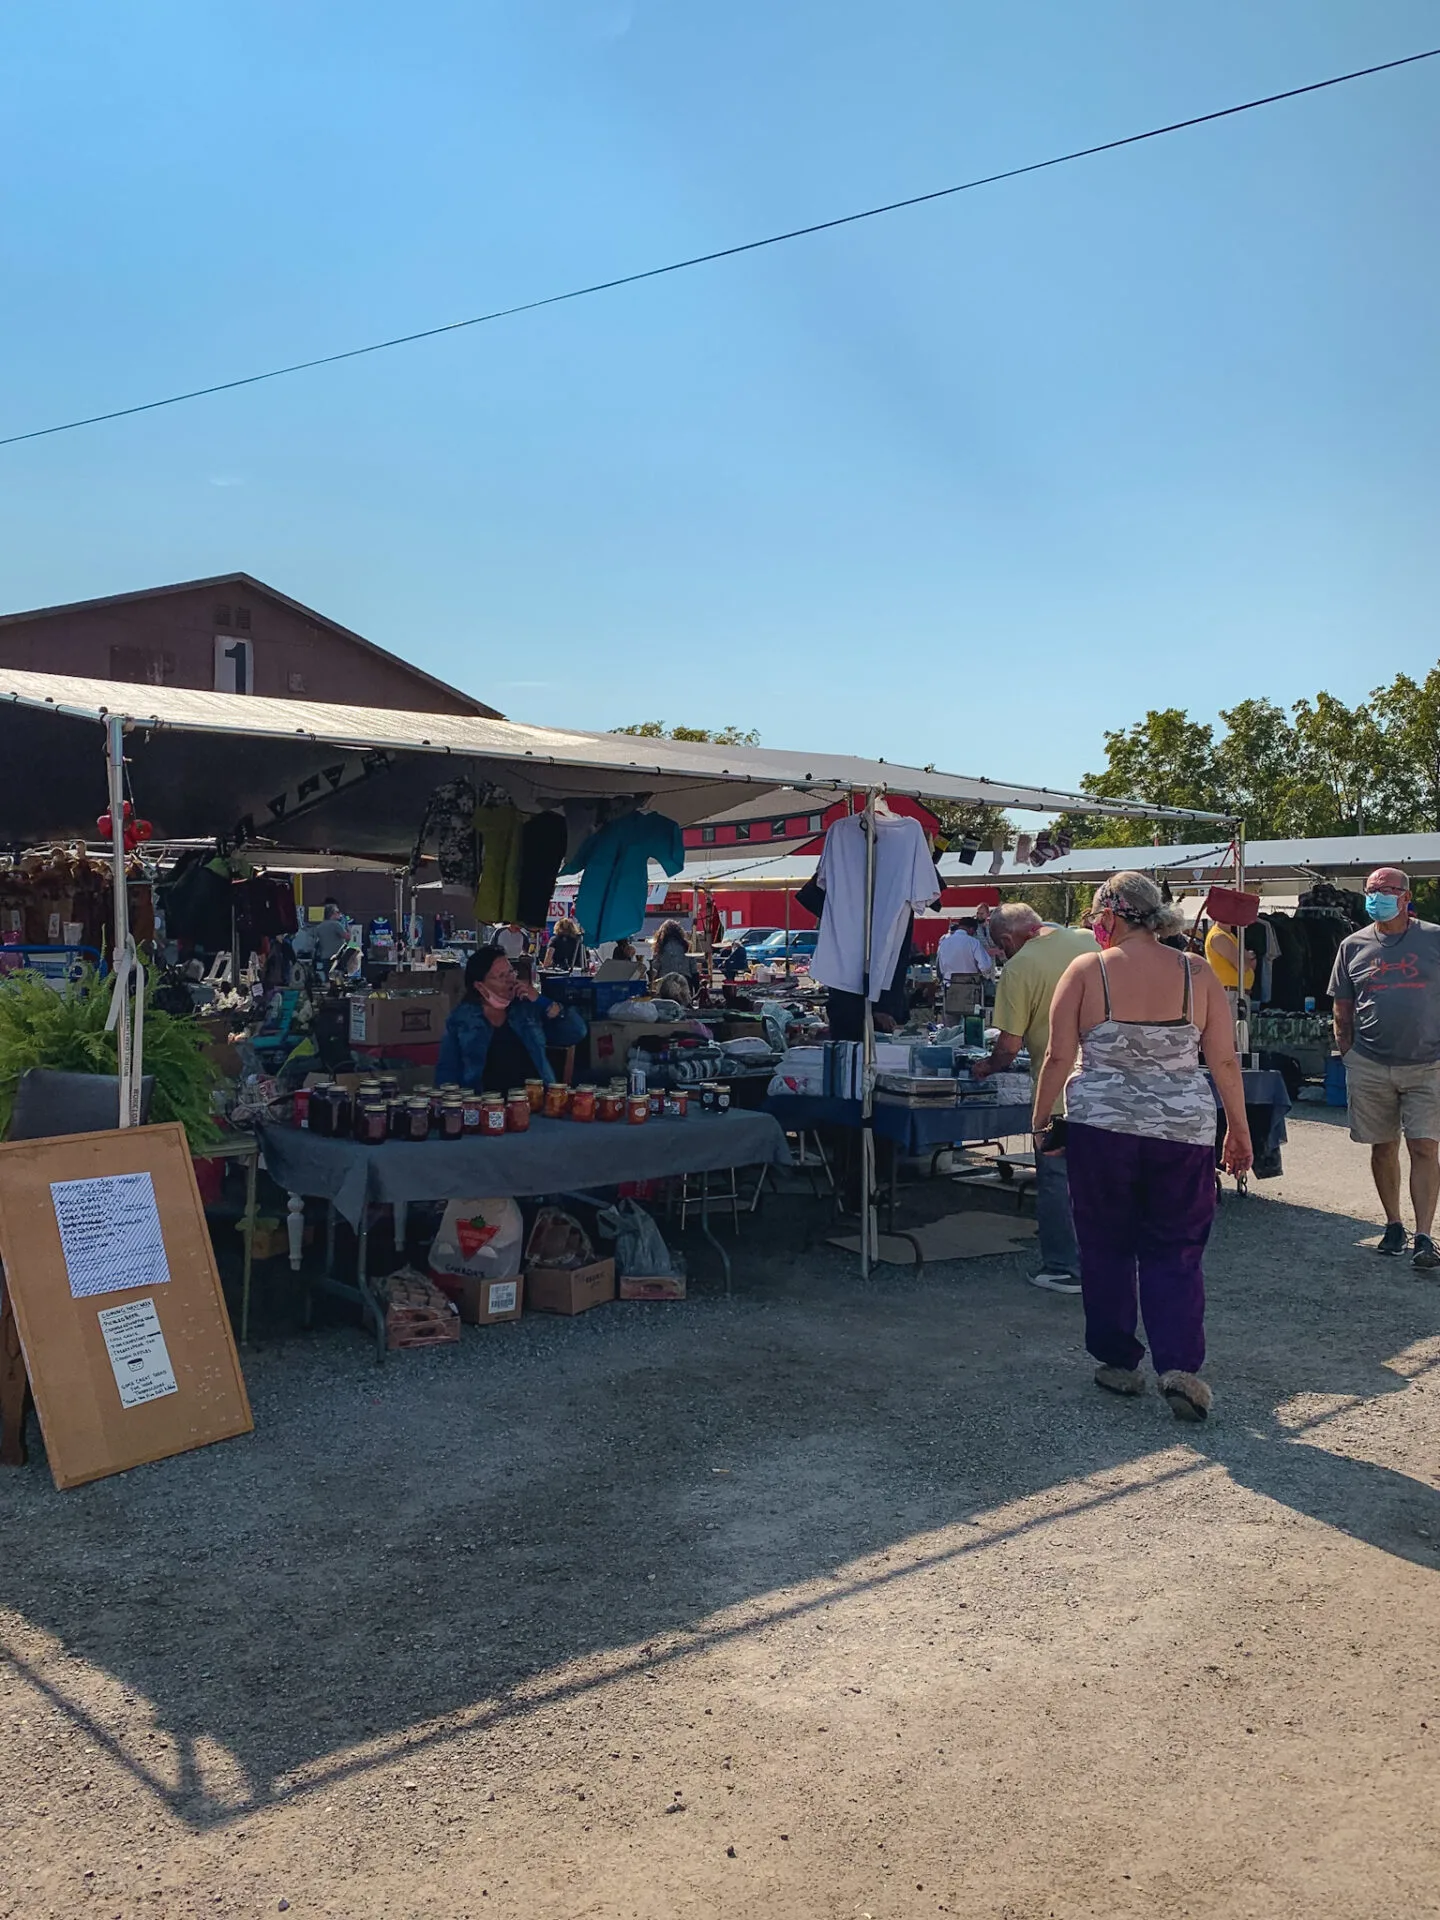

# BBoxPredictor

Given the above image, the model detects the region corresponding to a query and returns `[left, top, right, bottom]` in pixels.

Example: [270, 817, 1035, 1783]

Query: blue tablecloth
[764, 1095, 1032, 1155]
[768, 1067, 1291, 1160]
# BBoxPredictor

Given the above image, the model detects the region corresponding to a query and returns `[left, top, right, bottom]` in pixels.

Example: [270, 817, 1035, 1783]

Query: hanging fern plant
[0, 968, 222, 1151]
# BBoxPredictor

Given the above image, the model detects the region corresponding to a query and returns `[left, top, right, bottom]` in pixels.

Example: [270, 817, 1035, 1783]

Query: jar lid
[481, 1092, 504, 1104]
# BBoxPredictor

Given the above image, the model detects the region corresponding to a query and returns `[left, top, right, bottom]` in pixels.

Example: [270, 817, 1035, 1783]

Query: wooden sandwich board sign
[0, 1122, 252, 1489]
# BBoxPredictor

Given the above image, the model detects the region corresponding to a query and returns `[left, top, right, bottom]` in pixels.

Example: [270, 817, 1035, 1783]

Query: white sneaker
[1029, 1269, 1081, 1295]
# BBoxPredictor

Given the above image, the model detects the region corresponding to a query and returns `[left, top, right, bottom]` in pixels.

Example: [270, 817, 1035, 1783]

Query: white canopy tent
[0, 668, 1237, 1274]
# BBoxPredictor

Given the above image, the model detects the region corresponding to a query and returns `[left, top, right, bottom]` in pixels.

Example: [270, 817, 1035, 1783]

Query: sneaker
[1029, 1269, 1081, 1295]
[1412, 1233, 1440, 1271]
[1377, 1222, 1409, 1257]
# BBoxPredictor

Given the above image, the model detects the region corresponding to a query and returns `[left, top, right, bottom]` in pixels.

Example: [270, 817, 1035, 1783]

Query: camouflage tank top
[1064, 953, 1215, 1146]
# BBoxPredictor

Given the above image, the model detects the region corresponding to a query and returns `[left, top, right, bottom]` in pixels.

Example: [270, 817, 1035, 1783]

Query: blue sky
[2, 2, 1436, 791]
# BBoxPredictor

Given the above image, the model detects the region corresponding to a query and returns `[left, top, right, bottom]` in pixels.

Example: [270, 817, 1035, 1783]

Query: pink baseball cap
[1366, 867, 1410, 893]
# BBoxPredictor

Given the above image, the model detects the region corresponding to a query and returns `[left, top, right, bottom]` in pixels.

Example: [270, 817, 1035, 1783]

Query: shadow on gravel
[1, 1173, 1437, 1832]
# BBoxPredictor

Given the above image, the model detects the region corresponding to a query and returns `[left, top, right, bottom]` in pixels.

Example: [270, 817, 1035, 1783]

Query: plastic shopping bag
[427, 1198, 524, 1285]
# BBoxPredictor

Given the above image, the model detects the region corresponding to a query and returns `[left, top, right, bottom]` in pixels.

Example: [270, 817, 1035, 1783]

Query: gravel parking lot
[2, 1105, 1438, 1919]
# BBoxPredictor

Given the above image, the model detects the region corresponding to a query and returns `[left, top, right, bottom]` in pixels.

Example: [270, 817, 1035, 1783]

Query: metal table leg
[699, 1175, 731, 1296]
[356, 1214, 387, 1364]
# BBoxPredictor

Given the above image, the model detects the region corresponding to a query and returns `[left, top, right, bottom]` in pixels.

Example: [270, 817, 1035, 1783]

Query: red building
[0, 572, 497, 716]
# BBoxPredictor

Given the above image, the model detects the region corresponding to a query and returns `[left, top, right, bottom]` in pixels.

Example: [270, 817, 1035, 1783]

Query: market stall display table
[765, 1093, 1034, 1231]
[258, 1111, 792, 1355]
[1219, 1067, 1291, 1179]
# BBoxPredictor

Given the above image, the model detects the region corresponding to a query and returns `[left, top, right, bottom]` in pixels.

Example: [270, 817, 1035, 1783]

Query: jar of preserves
[672, 1089, 689, 1119]
[461, 1094, 483, 1135]
[716, 1084, 732, 1113]
[505, 1088, 532, 1133]
[439, 1097, 464, 1141]
[292, 1087, 311, 1129]
[356, 1078, 385, 1105]
[627, 1093, 649, 1125]
[355, 1101, 388, 1145]
[524, 1078, 545, 1113]
[597, 1088, 623, 1123]
[648, 1089, 665, 1119]
[387, 1097, 409, 1140]
[700, 1082, 718, 1113]
[481, 1094, 507, 1136]
[543, 1082, 570, 1119]
[570, 1084, 597, 1123]
[405, 1097, 431, 1141]
[376, 1074, 400, 1102]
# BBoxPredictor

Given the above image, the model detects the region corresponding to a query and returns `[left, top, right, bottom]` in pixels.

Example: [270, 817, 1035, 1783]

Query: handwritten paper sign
[96, 1297, 179, 1408]
[50, 1171, 171, 1299]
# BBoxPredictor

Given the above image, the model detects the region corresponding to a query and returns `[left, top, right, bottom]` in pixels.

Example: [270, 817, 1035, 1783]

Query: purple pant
[1065, 1121, 1217, 1377]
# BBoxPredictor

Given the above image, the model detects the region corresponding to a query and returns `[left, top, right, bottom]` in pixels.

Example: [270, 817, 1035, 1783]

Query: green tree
[1288, 691, 1409, 836]
[1370, 667, 1440, 831]
[1212, 697, 1298, 837]
[1061, 708, 1220, 847]
[614, 721, 761, 746]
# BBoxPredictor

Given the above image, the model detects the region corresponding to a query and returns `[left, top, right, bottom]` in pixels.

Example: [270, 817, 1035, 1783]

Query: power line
[5, 43, 1437, 451]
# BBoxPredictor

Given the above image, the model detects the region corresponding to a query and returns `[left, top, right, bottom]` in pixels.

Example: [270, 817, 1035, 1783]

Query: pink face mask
[1092, 917, 1113, 950]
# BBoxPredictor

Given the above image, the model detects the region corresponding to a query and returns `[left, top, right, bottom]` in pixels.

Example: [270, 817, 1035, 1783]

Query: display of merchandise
[562, 809, 685, 945]
[810, 810, 938, 1002]
[409, 777, 480, 888]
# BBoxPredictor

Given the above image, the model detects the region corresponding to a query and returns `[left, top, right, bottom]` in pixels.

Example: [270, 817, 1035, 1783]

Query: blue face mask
[1365, 892, 1402, 922]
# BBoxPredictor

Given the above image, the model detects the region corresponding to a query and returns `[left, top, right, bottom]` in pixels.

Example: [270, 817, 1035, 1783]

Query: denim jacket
[435, 995, 587, 1091]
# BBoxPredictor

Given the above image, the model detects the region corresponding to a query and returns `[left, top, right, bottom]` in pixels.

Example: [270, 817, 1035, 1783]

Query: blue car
[751, 931, 819, 963]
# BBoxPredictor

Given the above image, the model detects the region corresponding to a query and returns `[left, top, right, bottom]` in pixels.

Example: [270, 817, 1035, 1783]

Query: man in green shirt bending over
[973, 904, 1096, 1293]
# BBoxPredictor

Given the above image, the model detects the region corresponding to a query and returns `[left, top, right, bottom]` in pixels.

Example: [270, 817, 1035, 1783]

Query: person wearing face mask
[436, 946, 587, 1093]
[1329, 866, 1440, 1268]
[1032, 872, 1252, 1422]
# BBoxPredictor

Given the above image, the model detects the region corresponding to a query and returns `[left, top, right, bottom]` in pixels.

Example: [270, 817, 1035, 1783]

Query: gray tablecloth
[258, 1111, 792, 1229]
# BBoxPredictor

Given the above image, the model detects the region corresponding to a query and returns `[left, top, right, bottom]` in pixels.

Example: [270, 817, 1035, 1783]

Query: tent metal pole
[860, 788, 878, 1276]
[106, 717, 134, 1128]
[1234, 824, 1248, 1057]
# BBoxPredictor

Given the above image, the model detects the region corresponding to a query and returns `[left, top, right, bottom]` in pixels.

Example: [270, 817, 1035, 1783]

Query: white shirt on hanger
[935, 927, 995, 982]
[810, 811, 939, 1000]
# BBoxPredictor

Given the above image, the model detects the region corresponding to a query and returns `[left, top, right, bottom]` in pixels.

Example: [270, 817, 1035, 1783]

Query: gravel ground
[2, 1106, 1439, 1919]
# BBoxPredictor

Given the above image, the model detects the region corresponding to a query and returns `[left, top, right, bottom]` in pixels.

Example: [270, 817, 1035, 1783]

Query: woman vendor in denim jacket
[436, 946, 588, 1092]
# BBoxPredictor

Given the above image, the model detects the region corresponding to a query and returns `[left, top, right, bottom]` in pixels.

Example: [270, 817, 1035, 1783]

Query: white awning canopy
[0, 669, 1232, 858]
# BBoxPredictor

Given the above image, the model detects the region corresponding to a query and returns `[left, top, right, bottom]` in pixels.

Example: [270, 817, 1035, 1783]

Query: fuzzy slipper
[1094, 1365, 1147, 1397]
[1159, 1371, 1213, 1422]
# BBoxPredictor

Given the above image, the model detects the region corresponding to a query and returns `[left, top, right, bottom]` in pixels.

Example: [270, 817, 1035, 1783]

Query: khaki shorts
[943, 977, 984, 1017]
[1343, 1051, 1440, 1144]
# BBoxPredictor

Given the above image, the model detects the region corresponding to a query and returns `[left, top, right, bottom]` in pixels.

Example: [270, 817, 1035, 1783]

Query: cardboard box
[588, 1018, 692, 1070]
[448, 1273, 524, 1326]
[348, 992, 449, 1049]
[386, 965, 467, 1007]
[525, 1258, 615, 1316]
[618, 1273, 686, 1301]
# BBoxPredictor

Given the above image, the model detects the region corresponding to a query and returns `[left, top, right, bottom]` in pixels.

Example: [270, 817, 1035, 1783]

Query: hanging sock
[989, 832, 1007, 876]
[1013, 833, 1032, 867]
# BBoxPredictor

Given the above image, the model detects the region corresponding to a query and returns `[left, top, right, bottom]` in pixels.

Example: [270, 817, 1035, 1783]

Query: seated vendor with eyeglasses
[436, 946, 588, 1092]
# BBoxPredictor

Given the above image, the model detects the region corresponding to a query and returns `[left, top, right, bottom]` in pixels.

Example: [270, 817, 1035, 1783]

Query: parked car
[720, 926, 781, 951]
[751, 930, 820, 963]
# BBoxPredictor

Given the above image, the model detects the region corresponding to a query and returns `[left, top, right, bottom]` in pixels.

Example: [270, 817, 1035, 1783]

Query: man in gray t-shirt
[1329, 865, 1440, 1268]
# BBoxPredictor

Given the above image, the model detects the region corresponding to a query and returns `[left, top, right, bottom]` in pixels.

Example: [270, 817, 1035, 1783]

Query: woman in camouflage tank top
[1033, 873, 1252, 1423]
